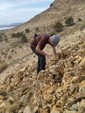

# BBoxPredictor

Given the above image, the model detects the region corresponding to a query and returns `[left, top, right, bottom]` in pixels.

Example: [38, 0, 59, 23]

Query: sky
[0, 0, 54, 25]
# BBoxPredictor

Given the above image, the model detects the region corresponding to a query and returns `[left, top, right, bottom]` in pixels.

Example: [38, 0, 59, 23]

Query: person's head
[50, 35, 60, 47]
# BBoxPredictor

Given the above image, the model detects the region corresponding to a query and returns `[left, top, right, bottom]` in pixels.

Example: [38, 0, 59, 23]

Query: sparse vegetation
[12, 43, 18, 48]
[50, 31, 56, 36]
[16, 32, 22, 38]
[4, 37, 8, 42]
[65, 17, 74, 26]
[11, 32, 23, 38]
[1, 50, 5, 55]
[35, 27, 39, 31]
[50, 3, 53, 7]
[78, 18, 82, 22]
[8, 55, 12, 59]
[25, 28, 30, 33]
[53, 21, 63, 32]
[61, 23, 85, 35]
[0, 35, 3, 42]
[21, 34, 28, 43]
[11, 33, 16, 38]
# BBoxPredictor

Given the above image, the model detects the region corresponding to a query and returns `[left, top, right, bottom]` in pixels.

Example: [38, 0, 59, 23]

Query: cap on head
[51, 35, 60, 47]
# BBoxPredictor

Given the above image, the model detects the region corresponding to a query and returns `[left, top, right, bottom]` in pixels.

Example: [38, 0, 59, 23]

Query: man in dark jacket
[30, 34, 60, 74]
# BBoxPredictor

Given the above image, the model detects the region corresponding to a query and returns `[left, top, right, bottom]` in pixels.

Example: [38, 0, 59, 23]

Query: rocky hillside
[6, 0, 85, 32]
[0, 36, 85, 113]
[0, 0, 85, 112]
[0, 0, 85, 68]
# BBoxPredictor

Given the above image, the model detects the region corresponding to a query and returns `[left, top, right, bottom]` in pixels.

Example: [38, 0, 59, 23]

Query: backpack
[33, 33, 38, 39]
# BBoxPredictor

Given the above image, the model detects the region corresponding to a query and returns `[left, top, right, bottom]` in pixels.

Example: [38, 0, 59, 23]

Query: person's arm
[36, 45, 51, 59]
[52, 46, 58, 57]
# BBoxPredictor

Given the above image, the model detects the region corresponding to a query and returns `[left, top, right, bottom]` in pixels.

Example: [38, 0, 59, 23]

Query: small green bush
[12, 44, 18, 48]
[21, 34, 27, 43]
[78, 18, 82, 22]
[65, 17, 74, 26]
[35, 27, 39, 31]
[11, 33, 16, 38]
[53, 21, 63, 32]
[25, 29, 30, 33]
[4, 37, 8, 42]
[8, 55, 12, 59]
[16, 32, 23, 38]
[1, 51, 5, 55]
[50, 31, 56, 36]
[11, 32, 23, 38]
[0, 35, 3, 42]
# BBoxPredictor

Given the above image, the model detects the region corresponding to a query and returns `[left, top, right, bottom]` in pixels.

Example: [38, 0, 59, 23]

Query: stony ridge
[0, 37, 85, 113]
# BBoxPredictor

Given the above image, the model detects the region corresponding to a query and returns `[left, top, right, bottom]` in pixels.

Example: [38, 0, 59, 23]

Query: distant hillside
[4, 0, 85, 37]
[0, 22, 23, 28]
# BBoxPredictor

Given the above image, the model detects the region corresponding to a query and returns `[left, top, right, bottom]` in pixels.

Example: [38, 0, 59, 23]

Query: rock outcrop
[0, 37, 85, 113]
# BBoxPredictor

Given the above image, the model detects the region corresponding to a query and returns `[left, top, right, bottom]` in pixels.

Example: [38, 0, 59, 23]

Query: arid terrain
[0, 0, 85, 113]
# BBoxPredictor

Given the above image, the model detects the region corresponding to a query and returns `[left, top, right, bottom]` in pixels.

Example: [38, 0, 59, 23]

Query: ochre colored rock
[40, 85, 51, 93]
[39, 108, 49, 113]
[0, 95, 4, 100]
[80, 99, 85, 107]
[63, 82, 69, 89]
[71, 77, 79, 84]
[47, 86, 55, 94]
[51, 105, 63, 113]
[78, 56, 82, 62]
[43, 94, 53, 104]
[81, 80, 85, 86]
[0, 85, 5, 89]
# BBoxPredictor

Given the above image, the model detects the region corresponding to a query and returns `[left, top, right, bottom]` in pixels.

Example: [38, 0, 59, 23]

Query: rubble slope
[0, 35, 85, 113]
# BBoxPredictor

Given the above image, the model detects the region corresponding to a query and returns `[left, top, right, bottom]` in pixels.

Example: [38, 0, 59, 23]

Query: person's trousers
[30, 46, 46, 74]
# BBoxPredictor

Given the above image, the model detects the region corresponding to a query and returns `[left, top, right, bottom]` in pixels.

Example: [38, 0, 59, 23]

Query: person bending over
[30, 33, 60, 74]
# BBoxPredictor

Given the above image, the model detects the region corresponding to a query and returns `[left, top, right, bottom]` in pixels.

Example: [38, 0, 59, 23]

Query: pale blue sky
[0, 0, 54, 25]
